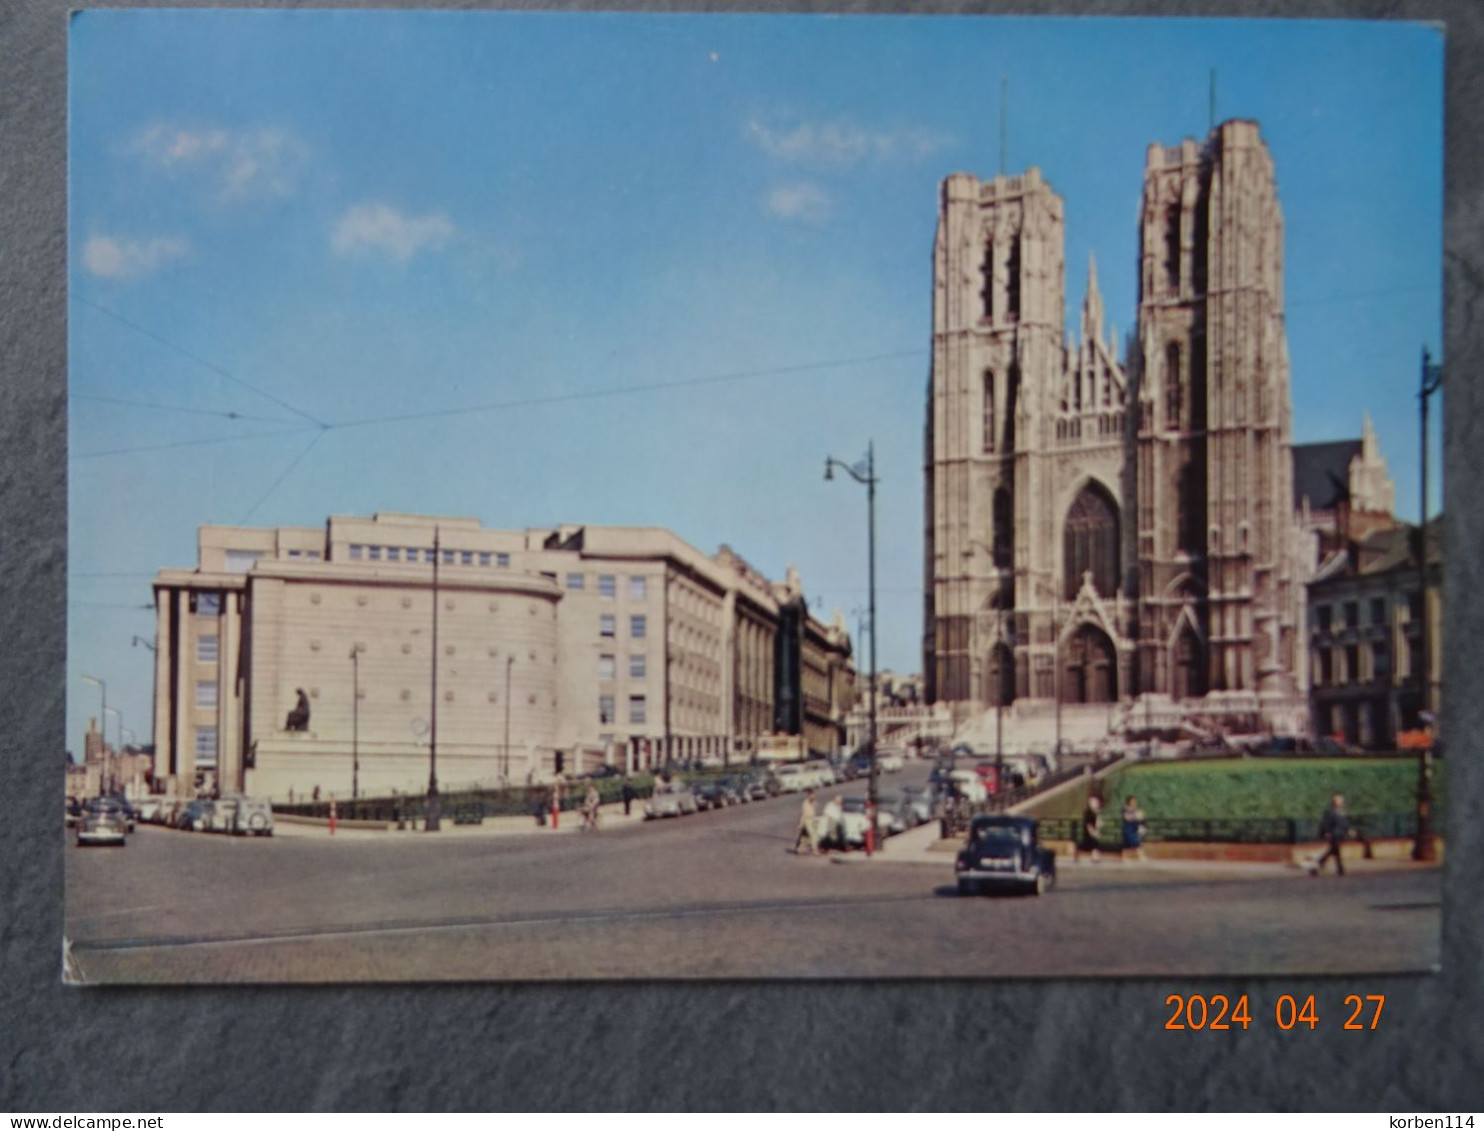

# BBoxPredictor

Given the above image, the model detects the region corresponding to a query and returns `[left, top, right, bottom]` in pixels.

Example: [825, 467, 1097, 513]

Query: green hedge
[1023, 756, 1445, 823]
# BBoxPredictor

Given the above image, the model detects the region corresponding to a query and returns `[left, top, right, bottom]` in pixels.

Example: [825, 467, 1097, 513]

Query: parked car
[874, 791, 909, 836]
[132, 796, 168, 825]
[819, 795, 892, 850]
[774, 764, 811, 793]
[948, 769, 989, 805]
[846, 751, 874, 778]
[877, 751, 905, 773]
[227, 795, 274, 836]
[579, 764, 625, 780]
[691, 780, 729, 811]
[896, 785, 935, 828]
[65, 796, 83, 828]
[955, 815, 1057, 896]
[177, 799, 216, 831]
[644, 784, 699, 819]
[740, 769, 775, 801]
[76, 797, 129, 847]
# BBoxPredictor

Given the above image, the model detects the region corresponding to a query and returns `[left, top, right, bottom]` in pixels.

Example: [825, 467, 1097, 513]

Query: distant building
[149, 514, 854, 799]
[1307, 520, 1441, 748]
[1293, 415, 1397, 560]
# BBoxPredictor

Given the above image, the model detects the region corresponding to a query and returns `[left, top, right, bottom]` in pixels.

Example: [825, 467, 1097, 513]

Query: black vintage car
[955, 814, 1056, 896]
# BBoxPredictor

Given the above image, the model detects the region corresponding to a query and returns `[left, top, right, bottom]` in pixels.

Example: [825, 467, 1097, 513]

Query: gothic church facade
[924, 119, 1305, 728]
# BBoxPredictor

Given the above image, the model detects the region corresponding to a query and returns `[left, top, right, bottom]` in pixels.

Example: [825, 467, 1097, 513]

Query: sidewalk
[827, 822, 1443, 876]
[270, 801, 650, 840]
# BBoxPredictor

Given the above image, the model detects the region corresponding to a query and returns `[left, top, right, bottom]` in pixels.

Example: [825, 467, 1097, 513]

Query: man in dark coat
[1312, 793, 1352, 877]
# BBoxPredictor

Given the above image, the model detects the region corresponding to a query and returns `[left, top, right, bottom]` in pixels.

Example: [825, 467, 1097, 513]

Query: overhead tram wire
[71, 425, 324, 461]
[325, 349, 927, 434]
[69, 348, 927, 460]
[69, 393, 300, 425]
[238, 430, 327, 525]
[74, 295, 329, 429]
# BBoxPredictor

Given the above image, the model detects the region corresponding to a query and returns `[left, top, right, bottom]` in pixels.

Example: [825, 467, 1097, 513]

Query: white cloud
[745, 117, 952, 167]
[127, 124, 309, 201]
[82, 235, 190, 281]
[331, 203, 455, 262]
[765, 182, 832, 225]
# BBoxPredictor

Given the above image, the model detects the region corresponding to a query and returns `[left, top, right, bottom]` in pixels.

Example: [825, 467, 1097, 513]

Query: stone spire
[1079, 252, 1105, 345]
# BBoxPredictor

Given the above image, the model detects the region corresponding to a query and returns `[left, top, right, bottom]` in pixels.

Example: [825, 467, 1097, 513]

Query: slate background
[3, 0, 1481, 1112]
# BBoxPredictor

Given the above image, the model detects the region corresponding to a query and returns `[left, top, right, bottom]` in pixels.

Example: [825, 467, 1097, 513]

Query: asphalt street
[64, 764, 1443, 982]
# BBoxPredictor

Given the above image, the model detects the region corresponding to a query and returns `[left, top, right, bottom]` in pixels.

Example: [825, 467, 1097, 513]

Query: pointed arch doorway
[1063, 623, 1118, 704]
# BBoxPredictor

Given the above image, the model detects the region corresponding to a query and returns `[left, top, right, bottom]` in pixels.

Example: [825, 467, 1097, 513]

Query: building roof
[1308, 516, 1442, 589]
[1292, 439, 1362, 511]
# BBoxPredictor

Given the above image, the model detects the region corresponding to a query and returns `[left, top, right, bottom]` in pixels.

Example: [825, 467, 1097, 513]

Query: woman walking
[1121, 794, 1146, 861]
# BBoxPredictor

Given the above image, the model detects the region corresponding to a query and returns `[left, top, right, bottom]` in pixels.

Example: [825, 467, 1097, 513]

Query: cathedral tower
[1134, 119, 1299, 702]
[924, 169, 1066, 712]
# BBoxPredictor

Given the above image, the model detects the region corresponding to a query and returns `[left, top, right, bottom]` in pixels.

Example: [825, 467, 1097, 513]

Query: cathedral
[924, 119, 1314, 735]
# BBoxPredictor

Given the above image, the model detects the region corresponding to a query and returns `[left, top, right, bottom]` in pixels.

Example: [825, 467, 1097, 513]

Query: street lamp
[81, 675, 107, 793]
[1414, 348, 1442, 863]
[105, 705, 123, 794]
[426, 526, 443, 832]
[131, 635, 156, 653]
[503, 654, 515, 781]
[825, 441, 879, 813]
[350, 645, 361, 802]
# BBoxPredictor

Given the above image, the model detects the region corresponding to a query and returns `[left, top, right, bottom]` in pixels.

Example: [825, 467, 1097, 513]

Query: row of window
[567, 573, 648, 600]
[598, 654, 647, 680]
[347, 544, 511, 568]
[1314, 595, 1421, 633]
[1314, 639, 1423, 686]
[599, 614, 646, 639]
[598, 694, 647, 725]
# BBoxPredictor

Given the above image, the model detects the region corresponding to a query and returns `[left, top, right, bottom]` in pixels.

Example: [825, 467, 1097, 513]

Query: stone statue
[286, 688, 310, 732]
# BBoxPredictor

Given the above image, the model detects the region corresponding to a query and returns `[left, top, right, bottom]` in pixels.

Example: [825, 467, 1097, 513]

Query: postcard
[65, 11, 1444, 982]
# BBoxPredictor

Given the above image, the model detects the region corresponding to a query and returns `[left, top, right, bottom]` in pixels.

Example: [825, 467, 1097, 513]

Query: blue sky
[67, 12, 1443, 757]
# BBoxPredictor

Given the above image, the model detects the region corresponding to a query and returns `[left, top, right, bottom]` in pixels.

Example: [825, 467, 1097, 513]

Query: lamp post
[503, 654, 514, 781]
[105, 705, 123, 795]
[960, 540, 1007, 799]
[426, 527, 442, 832]
[826, 441, 879, 812]
[81, 675, 107, 793]
[1414, 348, 1442, 863]
[350, 645, 360, 801]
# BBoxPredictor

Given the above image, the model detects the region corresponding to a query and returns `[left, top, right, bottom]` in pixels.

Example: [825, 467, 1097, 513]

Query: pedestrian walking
[794, 789, 819, 855]
[582, 782, 601, 833]
[1077, 794, 1103, 863]
[1121, 794, 1146, 861]
[1311, 793, 1352, 876]
[621, 776, 635, 817]
[531, 785, 546, 827]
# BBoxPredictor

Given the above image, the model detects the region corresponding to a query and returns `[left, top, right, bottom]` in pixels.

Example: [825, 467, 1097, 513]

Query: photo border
[3, 0, 1480, 1110]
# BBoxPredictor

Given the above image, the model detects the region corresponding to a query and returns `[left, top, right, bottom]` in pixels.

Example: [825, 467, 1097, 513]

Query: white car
[774, 764, 811, 793]
[644, 784, 699, 818]
[878, 752, 905, 773]
[948, 770, 989, 804]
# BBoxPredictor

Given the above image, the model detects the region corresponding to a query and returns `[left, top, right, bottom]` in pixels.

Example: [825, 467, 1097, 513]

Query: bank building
[924, 119, 1332, 744]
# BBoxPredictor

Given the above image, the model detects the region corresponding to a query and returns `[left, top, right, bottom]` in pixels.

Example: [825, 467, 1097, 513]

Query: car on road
[948, 769, 989, 805]
[820, 795, 893, 850]
[76, 797, 129, 847]
[774, 764, 813, 793]
[895, 785, 935, 828]
[717, 775, 751, 804]
[690, 780, 731, 811]
[177, 799, 216, 832]
[644, 783, 699, 819]
[955, 814, 1056, 896]
[228, 795, 275, 836]
[877, 751, 905, 773]
[739, 769, 776, 801]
